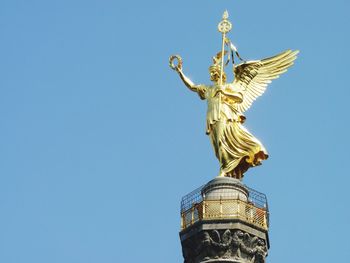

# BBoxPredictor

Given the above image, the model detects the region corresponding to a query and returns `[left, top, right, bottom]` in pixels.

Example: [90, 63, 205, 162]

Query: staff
[217, 10, 232, 121]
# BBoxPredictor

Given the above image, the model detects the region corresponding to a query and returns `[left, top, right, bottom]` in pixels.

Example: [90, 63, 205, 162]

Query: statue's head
[209, 51, 227, 84]
[209, 64, 226, 83]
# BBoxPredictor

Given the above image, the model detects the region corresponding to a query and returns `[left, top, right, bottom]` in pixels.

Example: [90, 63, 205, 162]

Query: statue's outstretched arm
[177, 69, 198, 93]
[177, 69, 206, 100]
[170, 55, 206, 99]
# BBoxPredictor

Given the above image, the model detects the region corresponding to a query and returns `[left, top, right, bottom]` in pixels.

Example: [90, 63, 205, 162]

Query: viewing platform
[180, 177, 269, 231]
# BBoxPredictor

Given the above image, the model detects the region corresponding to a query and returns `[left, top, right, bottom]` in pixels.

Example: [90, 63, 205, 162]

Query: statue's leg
[209, 121, 226, 177]
[217, 121, 227, 177]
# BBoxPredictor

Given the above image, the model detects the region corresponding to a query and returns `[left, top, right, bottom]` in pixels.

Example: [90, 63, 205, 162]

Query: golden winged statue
[170, 12, 298, 179]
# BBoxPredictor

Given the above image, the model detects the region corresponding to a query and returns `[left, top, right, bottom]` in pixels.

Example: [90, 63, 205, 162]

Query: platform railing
[181, 199, 268, 231]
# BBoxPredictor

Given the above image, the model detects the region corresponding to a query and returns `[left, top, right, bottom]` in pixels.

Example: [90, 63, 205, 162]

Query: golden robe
[196, 84, 268, 178]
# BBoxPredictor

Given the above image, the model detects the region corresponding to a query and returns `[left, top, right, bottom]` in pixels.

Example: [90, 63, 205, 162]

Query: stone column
[180, 177, 269, 263]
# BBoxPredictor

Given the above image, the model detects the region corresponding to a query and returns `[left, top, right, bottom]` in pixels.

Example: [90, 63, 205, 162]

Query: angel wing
[221, 229, 232, 244]
[210, 230, 221, 243]
[233, 50, 299, 113]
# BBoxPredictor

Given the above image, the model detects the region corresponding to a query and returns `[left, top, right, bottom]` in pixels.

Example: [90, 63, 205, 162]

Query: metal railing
[181, 185, 268, 212]
[181, 198, 268, 230]
[180, 184, 269, 231]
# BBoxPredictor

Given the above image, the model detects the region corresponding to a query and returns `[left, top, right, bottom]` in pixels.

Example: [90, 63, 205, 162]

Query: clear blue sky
[0, 0, 349, 262]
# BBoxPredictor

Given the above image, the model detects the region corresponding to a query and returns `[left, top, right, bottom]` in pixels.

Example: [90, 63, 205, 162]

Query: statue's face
[210, 70, 226, 83]
[237, 231, 243, 237]
[210, 70, 220, 82]
[258, 240, 265, 246]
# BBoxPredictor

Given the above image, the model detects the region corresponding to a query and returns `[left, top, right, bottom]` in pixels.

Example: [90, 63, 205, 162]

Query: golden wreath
[169, 55, 183, 71]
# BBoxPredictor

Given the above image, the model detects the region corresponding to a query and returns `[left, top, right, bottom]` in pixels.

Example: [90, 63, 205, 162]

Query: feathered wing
[233, 50, 299, 113]
[222, 229, 232, 244]
[210, 230, 221, 243]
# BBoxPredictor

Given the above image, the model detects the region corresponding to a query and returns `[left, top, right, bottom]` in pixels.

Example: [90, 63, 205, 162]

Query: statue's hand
[214, 88, 224, 97]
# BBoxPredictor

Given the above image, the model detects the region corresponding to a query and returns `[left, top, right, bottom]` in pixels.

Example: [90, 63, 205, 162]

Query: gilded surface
[170, 11, 298, 179]
[181, 199, 268, 231]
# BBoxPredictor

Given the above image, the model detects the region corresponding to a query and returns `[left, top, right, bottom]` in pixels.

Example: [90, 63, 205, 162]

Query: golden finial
[223, 10, 229, 19]
[218, 10, 232, 34]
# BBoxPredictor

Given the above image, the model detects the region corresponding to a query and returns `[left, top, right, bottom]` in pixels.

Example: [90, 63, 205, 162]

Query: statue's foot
[217, 170, 226, 177]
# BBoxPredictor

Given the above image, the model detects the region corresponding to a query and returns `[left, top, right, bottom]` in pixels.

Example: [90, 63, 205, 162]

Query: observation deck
[180, 177, 269, 231]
